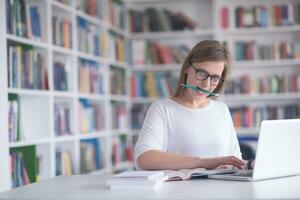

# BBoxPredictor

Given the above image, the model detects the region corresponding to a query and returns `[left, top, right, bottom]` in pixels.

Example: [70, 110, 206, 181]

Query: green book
[10, 145, 37, 184]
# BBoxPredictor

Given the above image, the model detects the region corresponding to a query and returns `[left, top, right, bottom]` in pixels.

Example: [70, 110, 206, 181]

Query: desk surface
[1, 175, 300, 200]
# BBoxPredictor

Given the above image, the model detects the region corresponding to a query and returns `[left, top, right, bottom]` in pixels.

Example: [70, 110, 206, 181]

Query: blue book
[260, 6, 268, 27]
[81, 139, 101, 169]
[30, 6, 41, 39]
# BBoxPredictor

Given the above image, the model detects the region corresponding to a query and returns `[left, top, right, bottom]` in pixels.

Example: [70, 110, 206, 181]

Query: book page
[165, 168, 206, 181]
[165, 167, 236, 181]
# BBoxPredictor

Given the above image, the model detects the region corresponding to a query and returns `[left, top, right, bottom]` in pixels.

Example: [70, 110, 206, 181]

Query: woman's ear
[184, 67, 189, 74]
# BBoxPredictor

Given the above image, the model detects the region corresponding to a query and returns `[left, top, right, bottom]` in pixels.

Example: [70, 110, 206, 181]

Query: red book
[220, 6, 229, 29]
[130, 76, 137, 97]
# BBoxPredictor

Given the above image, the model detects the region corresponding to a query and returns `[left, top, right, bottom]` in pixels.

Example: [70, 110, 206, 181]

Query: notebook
[106, 170, 168, 189]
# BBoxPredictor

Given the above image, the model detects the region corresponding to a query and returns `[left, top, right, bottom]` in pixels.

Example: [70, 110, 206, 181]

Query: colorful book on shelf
[10, 145, 37, 187]
[220, 6, 229, 29]
[111, 102, 127, 130]
[56, 150, 73, 175]
[112, 135, 133, 166]
[80, 139, 102, 173]
[8, 94, 20, 142]
[77, 17, 100, 56]
[110, 66, 126, 95]
[29, 6, 41, 41]
[6, 0, 42, 40]
[225, 73, 300, 94]
[78, 99, 104, 133]
[129, 8, 198, 32]
[108, 0, 125, 29]
[52, 16, 72, 48]
[235, 3, 300, 28]
[230, 104, 300, 128]
[54, 102, 72, 136]
[8, 44, 48, 90]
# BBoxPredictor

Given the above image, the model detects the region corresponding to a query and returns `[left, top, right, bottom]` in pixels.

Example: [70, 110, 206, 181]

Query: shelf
[131, 97, 159, 104]
[234, 59, 300, 68]
[8, 88, 50, 97]
[53, 91, 74, 98]
[50, 0, 74, 13]
[110, 95, 129, 102]
[76, 51, 107, 63]
[108, 24, 129, 37]
[111, 130, 131, 136]
[78, 93, 106, 100]
[52, 45, 74, 56]
[130, 29, 213, 40]
[6, 34, 49, 49]
[9, 138, 51, 148]
[131, 60, 300, 71]
[76, 10, 106, 28]
[132, 64, 181, 71]
[54, 135, 76, 142]
[236, 127, 260, 136]
[109, 60, 130, 69]
[223, 93, 300, 101]
[79, 131, 106, 140]
[224, 25, 300, 35]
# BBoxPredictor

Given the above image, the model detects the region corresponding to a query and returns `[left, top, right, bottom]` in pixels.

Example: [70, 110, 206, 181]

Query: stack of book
[106, 171, 168, 189]
[111, 135, 133, 166]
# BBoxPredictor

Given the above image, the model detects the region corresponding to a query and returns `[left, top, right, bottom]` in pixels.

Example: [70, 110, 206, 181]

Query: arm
[138, 150, 245, 170]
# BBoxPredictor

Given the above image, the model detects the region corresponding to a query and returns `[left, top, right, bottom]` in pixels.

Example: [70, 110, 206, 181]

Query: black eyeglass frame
[188, 60, 224, 86]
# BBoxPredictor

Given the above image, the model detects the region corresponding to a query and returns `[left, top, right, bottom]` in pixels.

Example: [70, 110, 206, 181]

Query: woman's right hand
[201, 156, 245, 170]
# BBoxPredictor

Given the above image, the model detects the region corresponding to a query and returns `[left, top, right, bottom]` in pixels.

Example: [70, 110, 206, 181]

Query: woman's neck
[171, 94, 210, 109]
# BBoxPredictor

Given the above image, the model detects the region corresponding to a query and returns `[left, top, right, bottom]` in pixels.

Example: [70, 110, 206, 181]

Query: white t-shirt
[134, 98, 242, 170]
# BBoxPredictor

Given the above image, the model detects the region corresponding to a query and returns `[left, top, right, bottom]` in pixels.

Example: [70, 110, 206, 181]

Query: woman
[134, 40, 253, 171]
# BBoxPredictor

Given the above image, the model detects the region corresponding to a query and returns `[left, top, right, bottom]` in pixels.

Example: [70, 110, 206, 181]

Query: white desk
[1, 175, 300, 199]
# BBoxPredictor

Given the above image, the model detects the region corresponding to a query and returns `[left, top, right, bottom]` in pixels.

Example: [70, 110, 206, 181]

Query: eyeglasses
[189, 61, 224, 86]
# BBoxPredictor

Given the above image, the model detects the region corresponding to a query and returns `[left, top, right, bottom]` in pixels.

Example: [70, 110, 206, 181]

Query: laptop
[208, 119, 300, 181]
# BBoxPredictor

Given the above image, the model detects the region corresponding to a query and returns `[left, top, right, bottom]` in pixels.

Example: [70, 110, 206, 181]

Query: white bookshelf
[130, 29, 214, 40]
[0, 0, 10, 192]
[0, 0, 134, 192]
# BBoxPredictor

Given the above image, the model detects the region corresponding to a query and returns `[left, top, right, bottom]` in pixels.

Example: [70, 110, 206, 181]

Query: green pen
[180, 83, 219, 97]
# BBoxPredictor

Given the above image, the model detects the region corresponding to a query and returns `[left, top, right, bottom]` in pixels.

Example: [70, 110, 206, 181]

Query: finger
[215, 165, 228, 169]
[226, 157, 245, 169]
[229, 156, 244, 166]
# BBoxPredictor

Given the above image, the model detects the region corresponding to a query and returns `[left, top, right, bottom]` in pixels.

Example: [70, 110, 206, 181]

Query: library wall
[1, 0, 300, 191]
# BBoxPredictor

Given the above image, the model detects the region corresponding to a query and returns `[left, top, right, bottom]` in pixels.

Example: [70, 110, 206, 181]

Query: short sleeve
[134, 101, 167, 170]
[224, 104, 242, 159]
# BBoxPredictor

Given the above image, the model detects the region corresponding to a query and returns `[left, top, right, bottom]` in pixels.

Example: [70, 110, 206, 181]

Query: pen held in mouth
[180, 83, 220, 97]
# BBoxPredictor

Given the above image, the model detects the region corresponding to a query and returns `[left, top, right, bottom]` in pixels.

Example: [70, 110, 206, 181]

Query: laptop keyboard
[232, 171, 253, 177]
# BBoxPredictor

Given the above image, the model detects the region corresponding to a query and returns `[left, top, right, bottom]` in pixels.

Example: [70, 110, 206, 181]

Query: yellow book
[145, 71, 158, 97]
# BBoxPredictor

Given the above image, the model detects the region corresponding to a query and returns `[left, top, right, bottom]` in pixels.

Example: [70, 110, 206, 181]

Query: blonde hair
[173, 40, 232, 98]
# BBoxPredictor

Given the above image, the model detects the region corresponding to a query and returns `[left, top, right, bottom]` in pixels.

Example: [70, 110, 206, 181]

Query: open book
[165, 167, 236, 181]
